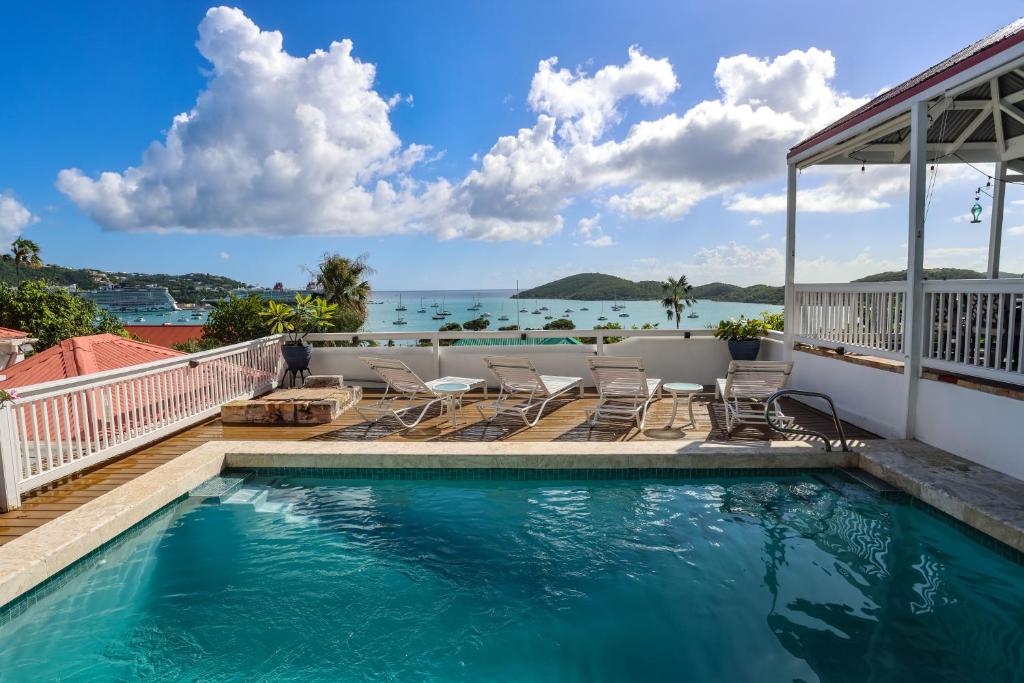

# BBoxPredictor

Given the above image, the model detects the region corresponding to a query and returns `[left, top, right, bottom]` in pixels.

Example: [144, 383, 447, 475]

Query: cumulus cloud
[528, 46, 677, 144]
[58, 7, 448, 238]
[0, 193, 38, 242]
[219, 251, 231, 260]
[1008, 225, 1024, 236]
[577, 213, 601, 238]
[56, 8, 867, 242]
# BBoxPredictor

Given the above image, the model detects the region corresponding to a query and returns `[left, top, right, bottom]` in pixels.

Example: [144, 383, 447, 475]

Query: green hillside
[0, 261, 250, 304]
[514, 273, 663, 300]
[515, 273, 784, 304]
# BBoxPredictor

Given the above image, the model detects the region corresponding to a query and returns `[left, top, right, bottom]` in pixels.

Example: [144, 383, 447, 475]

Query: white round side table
[663, 382, 702, 429]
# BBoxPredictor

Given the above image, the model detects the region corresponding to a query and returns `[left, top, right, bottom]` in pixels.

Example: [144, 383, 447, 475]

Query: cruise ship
[228, 283, 324, 303]
[77, 285, 178, 312]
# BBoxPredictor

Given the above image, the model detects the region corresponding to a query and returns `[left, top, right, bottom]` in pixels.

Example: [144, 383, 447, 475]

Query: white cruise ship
[77, 285, 178, 312]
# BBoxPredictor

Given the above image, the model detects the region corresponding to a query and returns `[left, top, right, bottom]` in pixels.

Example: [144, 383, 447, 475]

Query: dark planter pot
[281, 342, 313, 371]
[728, 339, 761, 361]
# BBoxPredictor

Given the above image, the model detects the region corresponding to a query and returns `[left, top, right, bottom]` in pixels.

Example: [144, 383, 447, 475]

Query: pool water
[1, 472, 1022, 681]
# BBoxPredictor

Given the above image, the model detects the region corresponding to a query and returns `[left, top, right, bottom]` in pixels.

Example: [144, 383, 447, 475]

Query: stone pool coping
[0, 438, 1021, 609]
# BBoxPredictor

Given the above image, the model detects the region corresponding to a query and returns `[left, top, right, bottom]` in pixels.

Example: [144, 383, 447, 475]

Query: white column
[987, 162, 1006, 278]
[783, 164, 797, 362]
[0, 406, 21, 512]
[903, 101, 928, 439]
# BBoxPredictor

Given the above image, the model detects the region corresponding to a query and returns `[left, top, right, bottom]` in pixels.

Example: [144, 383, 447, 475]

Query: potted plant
[260, 294, 338, 372]
[713, 315, 768, 360]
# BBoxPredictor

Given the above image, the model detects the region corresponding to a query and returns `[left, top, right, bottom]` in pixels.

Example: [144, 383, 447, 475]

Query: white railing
[0, 336, 283, 509]
[794, 282, 907, 359]
[923, 279, 1024, 382]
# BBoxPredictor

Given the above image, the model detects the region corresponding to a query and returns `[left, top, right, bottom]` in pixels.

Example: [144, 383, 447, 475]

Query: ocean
[116, 290, 781, 332]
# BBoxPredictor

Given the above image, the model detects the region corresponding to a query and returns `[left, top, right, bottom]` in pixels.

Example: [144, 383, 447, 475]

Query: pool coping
[0, 438, 1021, 610]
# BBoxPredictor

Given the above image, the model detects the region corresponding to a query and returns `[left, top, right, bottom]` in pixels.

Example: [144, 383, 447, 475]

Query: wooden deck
[0, 391, 876, 546]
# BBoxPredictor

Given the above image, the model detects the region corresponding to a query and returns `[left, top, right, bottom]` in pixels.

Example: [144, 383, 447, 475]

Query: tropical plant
[311, 253, 374, 332]
[260, 294, 338, 345]
[463, 317, 490, 331]
[497, 324, 519, 331]
[760, 311, 784, 332]
[437, 321, 463, 346]
[201, 294, 267, 346]
[0, 389, 20, 406]
[712, 315, 768, 341]
[661, 275, 696, 329]
[1, 238, 42, 282]
[0, 279, 126, 350]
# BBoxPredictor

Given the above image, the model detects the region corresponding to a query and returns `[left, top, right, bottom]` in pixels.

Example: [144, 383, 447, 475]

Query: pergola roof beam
[948, 99, 992, 109]
[991, 78, 1006, 153]
[999, 98, 1024, 126]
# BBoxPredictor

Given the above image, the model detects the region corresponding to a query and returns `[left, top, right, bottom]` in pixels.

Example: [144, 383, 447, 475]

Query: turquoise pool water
[1, 471, 1022, 681]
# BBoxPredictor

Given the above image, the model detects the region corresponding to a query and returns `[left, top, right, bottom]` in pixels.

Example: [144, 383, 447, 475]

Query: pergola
[783, 17, 1024, 438]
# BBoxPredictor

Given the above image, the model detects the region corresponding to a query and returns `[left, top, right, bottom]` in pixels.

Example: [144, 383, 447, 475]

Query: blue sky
[2, 1, 1023, 290]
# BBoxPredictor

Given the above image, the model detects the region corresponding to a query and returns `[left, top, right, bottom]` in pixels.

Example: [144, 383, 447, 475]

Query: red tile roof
[125, 325, 205, 349]
[0, 327, 30, 340]
[789, 17, 1024, 159]
[0, 334, 183, 389]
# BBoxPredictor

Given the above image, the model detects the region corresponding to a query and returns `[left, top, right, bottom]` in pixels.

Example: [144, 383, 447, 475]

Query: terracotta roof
[0, 327, 30, 340]
[789, 17, 1024, 159]
[0, 334, 183, 389]
[125, 325, 205, 349]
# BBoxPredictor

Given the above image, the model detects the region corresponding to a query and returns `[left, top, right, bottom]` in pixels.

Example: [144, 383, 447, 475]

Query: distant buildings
[77, 285, 177, 312]
[228, 283, 322, 303]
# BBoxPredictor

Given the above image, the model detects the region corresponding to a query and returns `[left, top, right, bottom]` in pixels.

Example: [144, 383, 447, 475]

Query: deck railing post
[903, 100, 928, 439]
[431, 333, 441, 379]
[784, 163, 798, 362]
[0, 405, 22, 512]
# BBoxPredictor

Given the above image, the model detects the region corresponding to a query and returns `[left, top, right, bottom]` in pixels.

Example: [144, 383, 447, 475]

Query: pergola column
[903, 100, 928, 439]
[783, 164, 797, 362]
[987, 162, 1006, 278]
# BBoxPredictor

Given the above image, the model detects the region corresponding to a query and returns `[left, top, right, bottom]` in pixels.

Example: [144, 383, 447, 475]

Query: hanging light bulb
[860, 162, 865, 173]
[970, 188, 983, 224]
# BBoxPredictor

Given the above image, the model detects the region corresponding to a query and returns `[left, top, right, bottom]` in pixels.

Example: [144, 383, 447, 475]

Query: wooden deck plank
[0, 391, 877, 546]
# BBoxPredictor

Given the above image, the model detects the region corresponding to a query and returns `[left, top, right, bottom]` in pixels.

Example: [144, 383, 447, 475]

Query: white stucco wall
[914, 379, 1024, 480]
[308, 336, 735, 389]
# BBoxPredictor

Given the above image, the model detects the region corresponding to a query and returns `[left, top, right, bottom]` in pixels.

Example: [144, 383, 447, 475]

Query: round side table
[433, 382, 470, 429]
[663, 382, 702, 429]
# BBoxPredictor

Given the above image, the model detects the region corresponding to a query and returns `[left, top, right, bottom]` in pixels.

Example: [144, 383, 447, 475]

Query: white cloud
[56, 9, 867, 243]
[759, 232, 771, 240]
[219, 251, 231, 260]
[584, 235, 615, 247]
[749, 218, 762, 226]
[727, 164, 980, 215]
[58, 7, 449, 238]
[0, 193, 38, 242]
[528, 46, 678, 144]
[577, 213, 600, 238]
[1008, 225, 1024, 236]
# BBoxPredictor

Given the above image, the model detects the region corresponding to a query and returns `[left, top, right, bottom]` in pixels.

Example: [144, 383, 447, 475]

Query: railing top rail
[305, 328, 719, 342]
[794, 281, 907, 292]
[9, 335, 283, 399]
[922, 277, 1024, 292]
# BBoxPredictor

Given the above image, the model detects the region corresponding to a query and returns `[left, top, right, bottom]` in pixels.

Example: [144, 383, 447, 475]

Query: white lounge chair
[357, 357, 485, 429]
[715, 361, 794, 435]
[585, 357, 662, 429]
[480, 356, 584, 427]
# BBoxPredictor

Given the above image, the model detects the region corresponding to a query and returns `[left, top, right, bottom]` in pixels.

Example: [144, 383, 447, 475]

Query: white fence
[794, 282, 907, 359]
[923, 279, 1024, 383]
[0, 336, 283, 510]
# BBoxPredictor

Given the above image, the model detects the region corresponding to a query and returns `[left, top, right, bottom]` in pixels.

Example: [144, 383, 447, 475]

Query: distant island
[514, 273, 785, 304]
[514, 268, 1018, 305]
[0, 261, 250, 304]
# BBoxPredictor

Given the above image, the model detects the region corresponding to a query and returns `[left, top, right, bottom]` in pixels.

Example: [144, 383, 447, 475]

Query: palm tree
[2, 238, 42, 282]
[311, 253, 374, 331]
[661, 275, 695, 329]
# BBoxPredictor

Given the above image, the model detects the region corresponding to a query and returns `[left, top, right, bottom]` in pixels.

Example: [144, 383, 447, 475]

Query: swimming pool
[1, 470, 1021, 681]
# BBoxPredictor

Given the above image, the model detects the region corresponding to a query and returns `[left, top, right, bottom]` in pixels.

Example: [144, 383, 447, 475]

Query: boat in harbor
[417, 297, 426, 314]
[395, 294, 407, 312]
[687, 310, 699, 318]
[597, 301, 607, 321]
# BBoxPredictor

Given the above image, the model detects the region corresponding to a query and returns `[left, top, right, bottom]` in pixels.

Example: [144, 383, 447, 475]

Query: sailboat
[392, 313, 408, 325]
[439, 297, 452, 316]
[395, 293, 407, 312]
[597, 301, 607, 321]
[417, 297, 427, 314]
[580, 306, 589, 311]
[468, 294, 482, 311]
[498, 303, 509, 321]
[687, 308, 699, 319]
